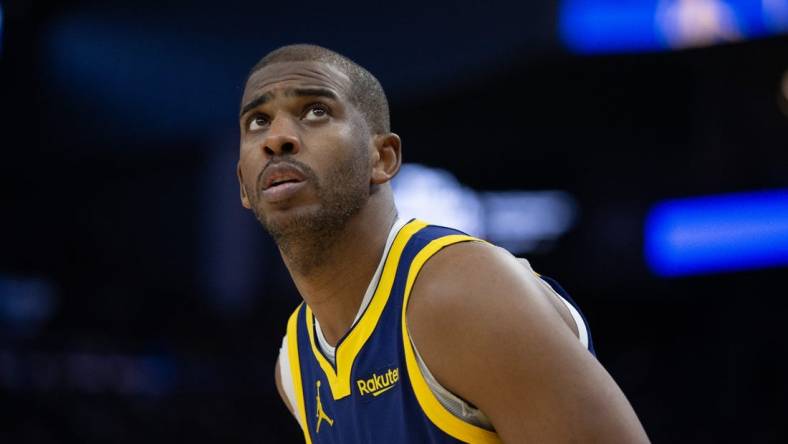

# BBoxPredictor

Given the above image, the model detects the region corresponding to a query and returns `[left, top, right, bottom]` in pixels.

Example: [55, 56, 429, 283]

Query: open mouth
[266, 177, 303, 189]
[260, 174, 307, 202]
[259, 162, 308, 199]
[262, 166, 306, 190]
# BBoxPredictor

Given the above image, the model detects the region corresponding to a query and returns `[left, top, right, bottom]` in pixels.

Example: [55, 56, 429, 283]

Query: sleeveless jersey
[283, 219, 595, 443]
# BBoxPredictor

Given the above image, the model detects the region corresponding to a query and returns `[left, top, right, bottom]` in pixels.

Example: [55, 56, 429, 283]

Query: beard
[251, 147, 370, 270]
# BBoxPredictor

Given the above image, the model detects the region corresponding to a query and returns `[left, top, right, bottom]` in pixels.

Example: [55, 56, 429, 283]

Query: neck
[280, 192, 397, 346]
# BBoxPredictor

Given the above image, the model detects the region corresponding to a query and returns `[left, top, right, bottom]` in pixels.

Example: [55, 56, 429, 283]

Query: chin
[259, 203, 324, 236]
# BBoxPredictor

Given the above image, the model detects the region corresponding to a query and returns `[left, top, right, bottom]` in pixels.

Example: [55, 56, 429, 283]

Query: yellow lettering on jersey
[356, 367, 400, 397]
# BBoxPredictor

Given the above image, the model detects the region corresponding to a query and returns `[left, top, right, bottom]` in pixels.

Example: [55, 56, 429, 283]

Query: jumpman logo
[315, 380, 334, 433]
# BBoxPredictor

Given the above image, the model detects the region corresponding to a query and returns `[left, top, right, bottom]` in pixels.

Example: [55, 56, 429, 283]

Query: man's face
[237, 61, 372, 241]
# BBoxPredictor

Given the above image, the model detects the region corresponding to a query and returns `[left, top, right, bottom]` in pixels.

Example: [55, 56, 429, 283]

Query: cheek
[239, 138, 260, 161]
[303, 126, 354, 163]
[315, 135, 366, 176]
[238, 145, 262, 188]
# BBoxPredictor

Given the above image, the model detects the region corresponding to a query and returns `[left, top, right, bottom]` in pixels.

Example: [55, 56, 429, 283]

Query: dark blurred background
[2, 0, 787, 442]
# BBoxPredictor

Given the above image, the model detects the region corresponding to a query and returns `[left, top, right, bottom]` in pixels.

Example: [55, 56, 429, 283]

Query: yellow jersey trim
[305, 219, 429, 400]
[401, 235, 503, 444]
[286, 304, 313, 444]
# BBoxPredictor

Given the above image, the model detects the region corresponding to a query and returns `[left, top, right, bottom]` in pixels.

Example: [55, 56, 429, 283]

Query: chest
[297, 303, 439, 443]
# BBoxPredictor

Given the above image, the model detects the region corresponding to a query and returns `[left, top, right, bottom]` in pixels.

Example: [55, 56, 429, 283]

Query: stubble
[253, 147, 370, 273]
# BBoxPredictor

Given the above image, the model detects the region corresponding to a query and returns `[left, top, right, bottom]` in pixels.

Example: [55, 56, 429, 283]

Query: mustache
[256, 157, 319, 191]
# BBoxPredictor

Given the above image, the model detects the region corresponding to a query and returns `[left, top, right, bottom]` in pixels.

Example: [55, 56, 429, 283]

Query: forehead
[242, 61, 352, 105]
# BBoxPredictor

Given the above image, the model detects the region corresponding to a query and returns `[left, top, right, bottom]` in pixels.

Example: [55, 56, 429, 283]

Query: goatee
[253, 152, 370, 273]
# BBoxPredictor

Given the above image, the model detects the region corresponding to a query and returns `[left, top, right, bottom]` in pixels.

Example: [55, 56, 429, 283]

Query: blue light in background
[560, 0, 663, 53]
[560, 0, 788, 54]
[0, 275, 57, 338]
[645, 190, 788, 277]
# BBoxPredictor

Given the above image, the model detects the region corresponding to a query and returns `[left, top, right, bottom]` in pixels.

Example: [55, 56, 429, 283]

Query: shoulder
[407, 240, 561, 333]
[406, 235, 567, 325]
[406, 240, 650, 442]
[406, 239, 572, 395]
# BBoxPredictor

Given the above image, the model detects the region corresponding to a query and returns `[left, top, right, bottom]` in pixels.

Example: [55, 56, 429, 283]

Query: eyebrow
[239, 88, 339, 118]
[286, 87, 338, 101]
[239, 93, 272, 118]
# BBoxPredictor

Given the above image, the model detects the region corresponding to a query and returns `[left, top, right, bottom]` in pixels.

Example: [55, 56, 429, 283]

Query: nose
[262, 115, 301, 157]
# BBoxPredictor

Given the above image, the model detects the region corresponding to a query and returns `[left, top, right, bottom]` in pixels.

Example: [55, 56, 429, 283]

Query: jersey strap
[286, 303, 313, 444]
[400, 232, 503, 444]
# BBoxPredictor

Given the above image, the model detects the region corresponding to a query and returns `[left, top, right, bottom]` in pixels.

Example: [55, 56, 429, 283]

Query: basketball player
[237, 44, 649, 443]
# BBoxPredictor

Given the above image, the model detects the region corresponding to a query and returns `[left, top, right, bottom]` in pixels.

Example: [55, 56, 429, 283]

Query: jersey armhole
[555, 293, 590, 349]
[534, 276, 590, 350]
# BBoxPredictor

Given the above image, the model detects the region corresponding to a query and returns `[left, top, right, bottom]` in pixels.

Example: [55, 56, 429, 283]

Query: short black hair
[247, 44, 390, 134]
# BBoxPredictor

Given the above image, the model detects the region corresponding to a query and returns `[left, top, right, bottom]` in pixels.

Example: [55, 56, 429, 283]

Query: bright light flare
[645, 190, 788, 276]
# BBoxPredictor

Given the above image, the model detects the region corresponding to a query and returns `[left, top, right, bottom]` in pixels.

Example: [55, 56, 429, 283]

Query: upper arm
[407, 242, 649, 443]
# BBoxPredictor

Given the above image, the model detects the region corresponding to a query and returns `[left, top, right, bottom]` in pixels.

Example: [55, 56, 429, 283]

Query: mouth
[261, 164, 307, 190]
[259, 163, 309, 203]
[265, 176, 304, 190]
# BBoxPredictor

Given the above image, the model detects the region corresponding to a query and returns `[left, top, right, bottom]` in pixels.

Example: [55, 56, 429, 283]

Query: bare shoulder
[407, 240, 649, 443]
[408, 239, 552, 309]
[406, 240, 574, 399]
[407, 241, 564, 349]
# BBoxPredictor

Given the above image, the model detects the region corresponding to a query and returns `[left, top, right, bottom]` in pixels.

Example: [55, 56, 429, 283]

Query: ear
[370, 133, 402, 185]
[237, 164, 252, 209]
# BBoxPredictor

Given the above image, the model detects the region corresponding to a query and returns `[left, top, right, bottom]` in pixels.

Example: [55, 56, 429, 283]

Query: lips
[258, 162, 308, 203]
[261, 163, 306, 190]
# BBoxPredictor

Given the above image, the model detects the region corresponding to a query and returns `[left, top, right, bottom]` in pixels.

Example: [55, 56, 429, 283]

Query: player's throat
[290, 210, 399, 346]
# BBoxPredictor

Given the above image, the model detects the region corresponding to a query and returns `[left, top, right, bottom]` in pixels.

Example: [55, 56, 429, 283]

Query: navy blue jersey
[284, 219, 594, 443]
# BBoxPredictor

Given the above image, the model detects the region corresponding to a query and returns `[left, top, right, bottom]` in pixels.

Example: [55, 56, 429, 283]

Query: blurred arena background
[1, 0, 787, 442]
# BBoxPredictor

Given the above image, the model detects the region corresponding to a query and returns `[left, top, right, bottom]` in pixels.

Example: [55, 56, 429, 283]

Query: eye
[247, 114, 269, 131]
[303, 103, 330, 122]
